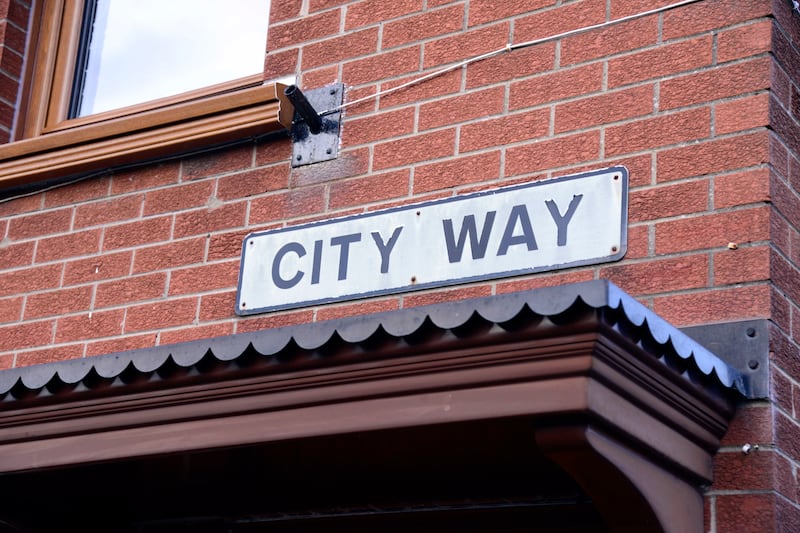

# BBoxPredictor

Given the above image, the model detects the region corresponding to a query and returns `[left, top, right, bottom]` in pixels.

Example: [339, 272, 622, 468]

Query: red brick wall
[0, 0, 793, 530]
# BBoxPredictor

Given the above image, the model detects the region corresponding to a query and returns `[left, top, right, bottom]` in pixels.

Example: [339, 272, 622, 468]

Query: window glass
[72, 0, 270, 118]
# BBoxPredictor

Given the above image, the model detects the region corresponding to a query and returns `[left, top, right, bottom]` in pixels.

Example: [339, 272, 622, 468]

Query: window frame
[1, 0, 289, 189]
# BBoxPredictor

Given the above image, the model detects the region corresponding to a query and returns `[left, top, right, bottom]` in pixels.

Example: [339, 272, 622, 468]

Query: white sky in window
[77, 0, 270, 117]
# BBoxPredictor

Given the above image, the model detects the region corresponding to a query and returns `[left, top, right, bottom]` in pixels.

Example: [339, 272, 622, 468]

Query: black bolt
[326, 148, 332, 154]
[748, 359, 759, 370]
[746, 327, 756, 338]
[296, 154, 302, 161]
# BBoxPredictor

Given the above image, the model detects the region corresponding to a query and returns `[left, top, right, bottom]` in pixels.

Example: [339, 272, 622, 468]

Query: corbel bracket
[282, 83, 343, 167]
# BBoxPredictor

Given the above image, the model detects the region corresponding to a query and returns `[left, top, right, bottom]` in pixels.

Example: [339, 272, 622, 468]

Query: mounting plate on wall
[290, 83, 343, 167]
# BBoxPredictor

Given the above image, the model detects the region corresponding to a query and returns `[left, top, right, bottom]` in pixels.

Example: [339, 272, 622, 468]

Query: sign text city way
[236, 167, 628, 314]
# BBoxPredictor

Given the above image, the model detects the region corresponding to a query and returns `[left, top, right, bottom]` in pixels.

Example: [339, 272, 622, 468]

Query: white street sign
[236, 167, 628, 315]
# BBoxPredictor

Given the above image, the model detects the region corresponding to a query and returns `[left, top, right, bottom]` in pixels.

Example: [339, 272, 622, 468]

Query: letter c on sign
[272, 242, 306, 289]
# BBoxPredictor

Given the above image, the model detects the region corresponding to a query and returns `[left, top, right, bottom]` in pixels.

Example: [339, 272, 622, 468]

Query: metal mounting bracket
[289, 83, 343, 167]
[681, 319, 769, 399]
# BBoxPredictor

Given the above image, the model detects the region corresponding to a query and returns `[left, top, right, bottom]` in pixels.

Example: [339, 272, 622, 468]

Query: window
[1, 0, 288, 189]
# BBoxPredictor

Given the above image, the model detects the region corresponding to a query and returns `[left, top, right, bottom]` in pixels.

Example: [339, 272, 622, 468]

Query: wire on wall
[319, 0, 706, 116]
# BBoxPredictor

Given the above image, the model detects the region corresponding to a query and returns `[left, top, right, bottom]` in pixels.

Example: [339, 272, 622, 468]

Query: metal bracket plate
[290, 83, 343, 167]
[681, 319, 769, 399]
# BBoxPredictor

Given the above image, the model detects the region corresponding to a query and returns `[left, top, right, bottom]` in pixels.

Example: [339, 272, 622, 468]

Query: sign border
[236, 166, 629, 315]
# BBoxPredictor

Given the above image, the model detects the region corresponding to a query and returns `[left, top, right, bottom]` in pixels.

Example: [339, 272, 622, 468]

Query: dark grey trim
[0, 280, 751, 402]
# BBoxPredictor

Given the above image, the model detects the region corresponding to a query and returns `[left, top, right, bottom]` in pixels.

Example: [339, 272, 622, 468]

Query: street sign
[236, 166, 628, 315]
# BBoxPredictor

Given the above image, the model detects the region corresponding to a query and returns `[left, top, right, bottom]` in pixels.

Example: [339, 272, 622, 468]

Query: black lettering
[497, 204, 538, 256]
[546, 195, 583, 246]
[371, 226, 403, 274]
[271, 241, 305, 289]
[310, 239, 323, 285]
[442, 212, 496, 263]
[330, 233, 361, 281]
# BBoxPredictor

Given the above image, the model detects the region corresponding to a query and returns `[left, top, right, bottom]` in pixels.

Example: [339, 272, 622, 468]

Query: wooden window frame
[0, 0, 290, 190]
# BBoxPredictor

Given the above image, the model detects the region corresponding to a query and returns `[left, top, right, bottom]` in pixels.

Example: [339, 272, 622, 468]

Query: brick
[263, 47, 299, 79]
[460, 108, 550, 153]
[0, 194, 40, 218]
[315, 297, 400, 322]
[217, 165, 290, 200]
[111, 161, 180, 194]
[0, 296, 21, 323]
[103, 216, 172, 251]
[342, 107, 415, 146]
[300, 65, 339, 88]
[35, 229, 102, 263]
[419, 86, 505, 131]
[74, 194, 143, 229]
[133, 238, 206, 274]
[173, 202, 248, 239]
[342, 45, 421, 86]
[505, 131, 601, 177]
[63, 251, 132, 287]
[655, 206, 769, 254]
[771, 94, 800, 158]
[714, 245, 770, 285]
[0, 264, 61, 298]
[466, 43, 555, 89]
[301, 28, 379, 71]
[413, 152, 500, 194]
[329, 169, 410, 209]
[774, 368, 793, 416]
[159, 323, 235, 346]
[713, 449, 774, 491]
[601, 255, 708, 295]
[402, 284, 492, 308]
[0, 320, 52, 351]
[776, 411, 800, 463]
[181, 144, 253, 181]
[716, 93, 769, 135]
[608, 36, 713, 89]
[208, 230, 251, 262]
[0, 240, 33, 270]
[383, 4, 464, 50]
[308, 0, 347, 11]
[268, 9, 340, 50]
[713, 167, 768, 210]
[509, 62, 603, 110]
[771, 172, 800, 229]
[255, 136, 292, 166]
[721, 403, 772, 446]
[561, 15, 657, 66]
[555, 84, 653, 134]
[143, 180, 214, 215]
[606, 107, 711, 157]
[16, 344, 84, 368]
[772, 251, 800, 305]
[125, 298, 198, 333]
[269, 0, 302, 23]
[777, 496, 800, 533]
[373, 129, 456, 170]
[24, 285, 92, 320]
[496, 269, 594, 295]
[168, 261, 239, 296]
[345, 0, 421, 30]
[8, 208, 72, 240]
[291, 148, 369, 186]
[662, 0, 771, 41]
[513, 0, 605, 43]
[236, 309, 314, 333]
[423, 22, 509, 68]
[94, 273, 167, 309]
[660, 57, 770, 110]
[86, 333, 155, 357]
[718, 19, 772, 63]
[653, 284, 770, 326]
[249, 186, 326, 225]
[199, 291, 237, 322]
[656, 131, 769, 183]
[629, 179, 708, 223]
[468, 0, 551, 26]
[55, 309, 124, 343]
[716, 494, 778, 533]
[43, 176, 109, 208]
[623, 224, 649, 259]
[378, 68, 461, 110]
